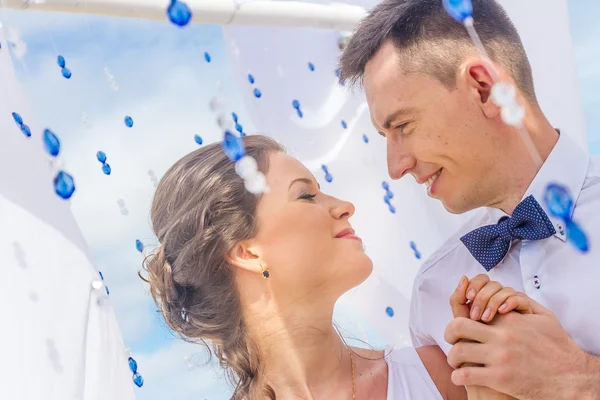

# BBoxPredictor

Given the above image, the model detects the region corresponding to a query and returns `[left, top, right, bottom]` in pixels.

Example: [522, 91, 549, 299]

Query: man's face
[363, 42, 505, 214]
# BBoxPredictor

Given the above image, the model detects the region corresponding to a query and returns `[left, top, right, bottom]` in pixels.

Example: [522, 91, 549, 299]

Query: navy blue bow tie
[460, 195, 556, 271]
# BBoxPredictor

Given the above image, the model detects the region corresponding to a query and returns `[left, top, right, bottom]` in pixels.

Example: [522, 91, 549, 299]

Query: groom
[339, 0, 600, 399]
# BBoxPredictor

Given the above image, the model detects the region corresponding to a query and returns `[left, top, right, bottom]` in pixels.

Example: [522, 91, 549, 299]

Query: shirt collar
[487, 131, 590, 241]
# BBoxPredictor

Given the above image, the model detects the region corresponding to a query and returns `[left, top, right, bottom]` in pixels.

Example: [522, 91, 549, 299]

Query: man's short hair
[339, 0, 537, 103]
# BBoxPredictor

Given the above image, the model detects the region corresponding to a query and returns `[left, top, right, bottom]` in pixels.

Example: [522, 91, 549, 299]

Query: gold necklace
[349, 348, 356, 400]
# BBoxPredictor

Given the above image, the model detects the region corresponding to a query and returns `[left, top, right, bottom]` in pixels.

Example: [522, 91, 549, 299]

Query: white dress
[385, 346, 443, 399]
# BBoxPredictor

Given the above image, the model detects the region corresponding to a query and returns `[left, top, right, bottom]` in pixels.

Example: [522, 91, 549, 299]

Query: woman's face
[252, 152, 373, 302]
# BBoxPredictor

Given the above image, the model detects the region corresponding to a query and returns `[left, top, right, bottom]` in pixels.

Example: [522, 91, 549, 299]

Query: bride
[140, 135, 525, 399]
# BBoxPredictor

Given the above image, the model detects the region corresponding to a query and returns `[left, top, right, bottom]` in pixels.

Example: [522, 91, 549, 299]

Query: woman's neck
[243, 297, 354, 399]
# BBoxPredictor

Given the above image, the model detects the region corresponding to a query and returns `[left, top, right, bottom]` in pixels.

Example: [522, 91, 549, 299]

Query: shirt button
[533, 275, 541, 289]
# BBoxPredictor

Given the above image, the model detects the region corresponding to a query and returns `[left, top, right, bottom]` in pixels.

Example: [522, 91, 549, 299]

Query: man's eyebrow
[383, 108, 414, 130]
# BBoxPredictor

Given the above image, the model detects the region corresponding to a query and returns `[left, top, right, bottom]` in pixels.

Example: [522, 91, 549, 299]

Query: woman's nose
[331, 198, 355, 220]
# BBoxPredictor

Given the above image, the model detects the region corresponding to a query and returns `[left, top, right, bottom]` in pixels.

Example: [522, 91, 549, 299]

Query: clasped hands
[444, 274, 599, 400]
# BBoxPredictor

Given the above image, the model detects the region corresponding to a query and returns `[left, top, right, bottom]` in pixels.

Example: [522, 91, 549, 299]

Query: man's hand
[449, 275, 517, 400]
[446, 275, 600, 400]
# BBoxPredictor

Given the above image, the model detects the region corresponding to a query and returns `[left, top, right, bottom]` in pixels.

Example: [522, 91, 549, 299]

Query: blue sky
[2, 1, 599, 398]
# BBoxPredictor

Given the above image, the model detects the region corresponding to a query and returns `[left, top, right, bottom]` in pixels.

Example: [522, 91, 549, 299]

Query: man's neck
[492, 111, 560, 215]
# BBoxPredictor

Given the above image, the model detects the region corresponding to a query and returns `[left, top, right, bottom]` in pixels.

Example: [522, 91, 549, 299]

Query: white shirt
[385, 346, 442, 399]
[409, 132, 600, 356]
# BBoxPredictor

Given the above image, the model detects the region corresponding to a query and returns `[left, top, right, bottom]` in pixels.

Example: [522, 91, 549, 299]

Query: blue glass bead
[292, 99, 300, 110]
[57, 55, 66, 68]
[384, 195, 391, 205]
[12, 112, 23, 126]
[135, 240, 144, 253]
[248, 74, 255, 84]
[204, 52, 211, 63]
[232, 112, 238, 123]
[20, 124, 31, 137]
[308, 62, 315, 71]
[133, 373, 144, 388]
[253, 88, 262, 98]
[105, 286, 110, 295]
[61, 68, 72, 79]
[442, 0, 473, 23]
[43, 129, 61, 157]
[325, 173, 333, 183]
[235, 123, 243, 133]
[128, 357, 138, 373]
[334, 69, 340, 78]
[222, 130, 246, 162]
[96, 151, 107, 163]
[54, 171, 75, 199]
[362, 134, 369, 143]
[410, 241, 417, 250]
[566, 221, 589, 253]
[240, 132, 246, 137]
[321, 165, 329, 173]
[385, 190, 394, 200]
[194, 134, 203, 145]
[99, 271, 104, 280]
[102, 163, 112, 175]
[388, 204, 396, 214]
[414, 250, 422, 260]
[167, 0, 192, 27]
[382, 181, 389, 191]
[296, 109, 303, 118]
[341, 120, 347, 129]
[544, 183, 572, 220]
[124, 116, 134, 128]
[385, 306, 394, 317]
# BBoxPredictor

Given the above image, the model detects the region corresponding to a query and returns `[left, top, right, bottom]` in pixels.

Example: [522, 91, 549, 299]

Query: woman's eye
[298, 193, 317, 201]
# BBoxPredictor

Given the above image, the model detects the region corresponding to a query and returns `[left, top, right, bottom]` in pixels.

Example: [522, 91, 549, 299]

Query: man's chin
[440, 199, 472, 215]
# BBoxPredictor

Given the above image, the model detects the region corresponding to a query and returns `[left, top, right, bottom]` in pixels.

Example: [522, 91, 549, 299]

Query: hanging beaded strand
[442, 0, 543, 168]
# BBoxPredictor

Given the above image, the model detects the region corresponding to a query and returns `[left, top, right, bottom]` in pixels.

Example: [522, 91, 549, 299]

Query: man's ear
[460, 59, 503, 119]
[227, 240, 263, 274]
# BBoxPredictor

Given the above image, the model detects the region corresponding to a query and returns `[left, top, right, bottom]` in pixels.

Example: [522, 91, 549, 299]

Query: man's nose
[387, 141, 416, 180]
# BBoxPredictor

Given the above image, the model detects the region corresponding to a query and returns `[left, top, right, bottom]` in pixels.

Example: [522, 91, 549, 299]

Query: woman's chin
[343, 258, 374, 292]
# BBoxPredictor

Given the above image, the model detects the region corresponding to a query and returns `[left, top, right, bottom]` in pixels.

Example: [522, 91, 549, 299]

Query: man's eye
[396, 123, 409, 132]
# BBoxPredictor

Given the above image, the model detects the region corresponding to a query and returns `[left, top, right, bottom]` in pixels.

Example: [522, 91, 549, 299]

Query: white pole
[3, 0, 367, 30]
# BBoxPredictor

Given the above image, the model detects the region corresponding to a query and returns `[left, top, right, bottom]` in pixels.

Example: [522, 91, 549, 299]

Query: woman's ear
[460, 59, 503, 119]
[227, 240, 262, 274]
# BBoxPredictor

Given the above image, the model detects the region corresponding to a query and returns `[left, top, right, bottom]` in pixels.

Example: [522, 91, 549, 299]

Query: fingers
[450, 275, 470, 318]
[496, 292, 534, 316]
[465, 274, 491, 302]
[444, 317, 493, 346]
[469, 280, 503, 321]
[447, 340, 492, 369]
[526, 296, 555, 316]
[476, 287, 521, 322]
[451, 365, 496, 389]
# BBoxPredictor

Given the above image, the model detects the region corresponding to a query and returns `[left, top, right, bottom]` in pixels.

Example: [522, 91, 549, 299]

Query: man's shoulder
[417, 209, 490, 277]
[585, 154, 600, 185]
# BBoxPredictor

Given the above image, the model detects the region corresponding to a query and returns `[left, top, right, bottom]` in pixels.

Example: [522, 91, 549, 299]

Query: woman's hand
[450, 274, 533, 322]
[449, 274, 523, 400]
